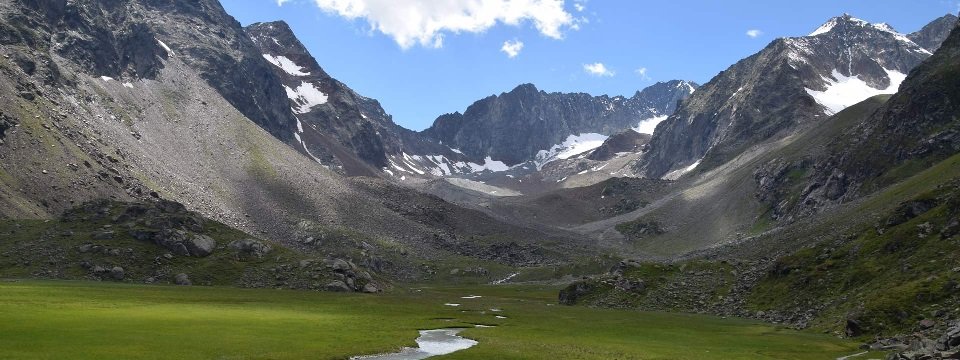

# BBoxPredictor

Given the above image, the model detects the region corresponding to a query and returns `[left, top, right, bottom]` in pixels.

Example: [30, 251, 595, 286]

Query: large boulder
[110, 266, 125, 280]
[228, 239, 272, 259]
[174, 273, 192, 286]
[324, 280, 351, 292]
[155, 230, 215, 257]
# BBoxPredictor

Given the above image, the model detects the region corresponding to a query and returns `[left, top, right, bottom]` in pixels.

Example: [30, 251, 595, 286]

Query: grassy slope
[0, 281, 859, 360]
[747, 154, 960, 336]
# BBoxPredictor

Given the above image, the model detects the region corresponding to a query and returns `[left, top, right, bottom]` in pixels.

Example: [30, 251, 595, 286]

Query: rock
[228, 238, 272, 259]
[921, 319, 937, 330]
[450, 268, 460, 275]
[324, 280, 351, 292]
[183, 234, 215, 257]
[92, 231, 115, 240]
[144, 277, 156, 284]
[78, 244, 94, 253]
[174, 273, 192, 286]
[156, 230, 215, 257]
[329, 259, 350, 272]
[110, 266, 125, 280]
[362, 283, 379, 293]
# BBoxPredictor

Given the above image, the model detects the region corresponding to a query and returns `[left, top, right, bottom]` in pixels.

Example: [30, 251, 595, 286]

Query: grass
[0, 280, 860, 360]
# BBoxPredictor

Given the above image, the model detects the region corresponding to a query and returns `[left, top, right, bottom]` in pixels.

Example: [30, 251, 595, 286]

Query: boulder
[328, 259, 351, 272]
[324, 280, 351, 292]
[110, 266, 125, 280]
[184, 234, 215, 257]
[174, 273, 192, 286]
[362, 283, 379, 293]
[228, 238, 272, 259]
[156, 230, 215, 257]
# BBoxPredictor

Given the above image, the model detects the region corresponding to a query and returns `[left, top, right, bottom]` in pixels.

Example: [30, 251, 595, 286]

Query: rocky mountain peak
[636, 13, 941, 179]
[421, 81, 698, 167]
[909, 13, 959, 52]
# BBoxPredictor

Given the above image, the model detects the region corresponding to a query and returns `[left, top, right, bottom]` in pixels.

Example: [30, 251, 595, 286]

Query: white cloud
[583, 62, 614, 77]
[501, 39, 524, 58]
[574, 2, 585, 12]
[304, 0, 576, 49]
[746, 29, 763, 38]
[634, 67, 650, 80]
[276, 0, 290, 5]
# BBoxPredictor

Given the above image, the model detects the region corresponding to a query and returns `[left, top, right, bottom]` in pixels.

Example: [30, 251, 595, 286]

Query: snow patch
[262, 54, 311, 76]
[468, 156, 510, 172]
[122, 82, 134, 88]
[284, 81, 328, 114]
[632, 115, 668, 135]
[663, 159, 702, 180]
[100, 76, 113, 82]
[805, 69, 907, 114]
[534, 133, 609, 169]
[156, 39, 173, 55]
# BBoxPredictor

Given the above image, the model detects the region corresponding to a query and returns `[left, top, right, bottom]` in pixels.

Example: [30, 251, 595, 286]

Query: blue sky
[221, 0, 959, 131]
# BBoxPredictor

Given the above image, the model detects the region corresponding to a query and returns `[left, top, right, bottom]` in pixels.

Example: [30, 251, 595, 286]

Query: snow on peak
[809, 18, 840, 36]
[632, 115, 668, 135]
[534, 133, 609, 169]
[284, 81, 328, 114]
[805, 68, 907, 114]
[262, 54, 311, 76]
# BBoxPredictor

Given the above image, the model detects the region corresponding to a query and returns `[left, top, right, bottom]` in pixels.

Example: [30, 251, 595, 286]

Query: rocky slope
[637, 14, 943, 179]
[0, 199, 387, 292]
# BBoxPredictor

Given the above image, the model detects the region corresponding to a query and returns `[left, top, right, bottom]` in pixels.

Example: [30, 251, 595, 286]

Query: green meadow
[0, 280, 866, 359]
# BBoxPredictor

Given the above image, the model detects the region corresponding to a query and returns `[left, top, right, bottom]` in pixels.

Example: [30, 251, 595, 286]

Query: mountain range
[3, 0, 960, 353]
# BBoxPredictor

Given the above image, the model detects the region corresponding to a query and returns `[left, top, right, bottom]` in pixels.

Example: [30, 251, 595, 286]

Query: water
[351, 329, 478, 360]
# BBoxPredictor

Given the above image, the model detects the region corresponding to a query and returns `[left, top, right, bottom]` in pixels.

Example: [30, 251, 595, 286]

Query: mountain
[6, 0, 303, 142]
[637, 14, 940, 179]
[422, 81, 698, 167]
[244, 21, 457, 177]
[558, 17, 960, 343]
[0, 0, 596, 284]
[757, 13, 960, 221]
[908, 14, 959, 52]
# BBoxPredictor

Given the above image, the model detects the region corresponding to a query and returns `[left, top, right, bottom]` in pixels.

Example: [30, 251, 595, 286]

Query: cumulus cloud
[584, 62, 614, 77]
[299, 0, 577, 49]
[746, 29, 763, 38]
[501, 39, 524, 58]
[634, 67, 650, 80]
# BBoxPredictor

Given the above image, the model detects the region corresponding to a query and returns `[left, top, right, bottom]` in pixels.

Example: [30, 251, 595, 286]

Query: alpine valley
[1, 1, 959, 359]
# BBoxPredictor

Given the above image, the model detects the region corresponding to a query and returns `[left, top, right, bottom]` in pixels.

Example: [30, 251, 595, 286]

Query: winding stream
[350, 329, 478, 360]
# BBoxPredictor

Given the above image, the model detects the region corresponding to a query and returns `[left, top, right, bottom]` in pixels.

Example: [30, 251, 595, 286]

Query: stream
[350, 328, 478, 360]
